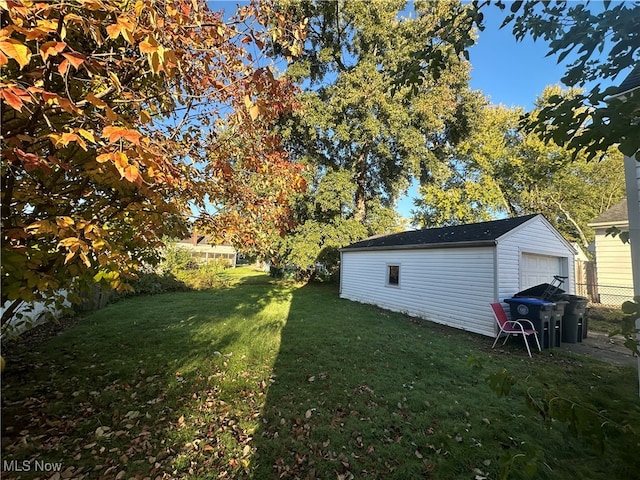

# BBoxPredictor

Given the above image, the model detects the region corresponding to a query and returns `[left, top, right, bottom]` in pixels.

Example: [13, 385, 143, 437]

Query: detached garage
[340, 214, 576, 337]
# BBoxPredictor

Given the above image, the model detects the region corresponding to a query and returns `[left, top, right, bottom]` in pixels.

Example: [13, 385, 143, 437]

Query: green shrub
[158, 241, 193, 275]
[175, 259, 231, 290]
[114, 272, 189, 300]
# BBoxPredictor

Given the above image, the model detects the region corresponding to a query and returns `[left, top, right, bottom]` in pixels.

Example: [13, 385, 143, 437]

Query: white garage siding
[496, 216, 575, 302]
[340, 246, 497, 336]
[340, 215, 576, 339]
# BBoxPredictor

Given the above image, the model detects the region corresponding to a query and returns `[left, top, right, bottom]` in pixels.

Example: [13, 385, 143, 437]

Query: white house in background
[340, 214, 576, 337]
[588, 199, 634, 306]
[177, 232, 237, 267]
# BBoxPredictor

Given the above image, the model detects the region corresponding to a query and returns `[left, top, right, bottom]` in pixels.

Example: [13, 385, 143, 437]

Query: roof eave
[606, 84, 640, 102]
[588, 220, 629, 229]
[341, 239, 497, 253]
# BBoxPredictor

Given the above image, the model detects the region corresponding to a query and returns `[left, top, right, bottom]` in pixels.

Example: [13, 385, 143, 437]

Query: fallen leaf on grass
[95, 426, 111, 437]
[124, 410, 140, 420]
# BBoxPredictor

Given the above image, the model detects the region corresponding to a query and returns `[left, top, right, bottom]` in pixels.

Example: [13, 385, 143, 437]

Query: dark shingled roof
[589, 199, 628, 225]
[615, 64, 640, 96]
[342, 214, 539, 251]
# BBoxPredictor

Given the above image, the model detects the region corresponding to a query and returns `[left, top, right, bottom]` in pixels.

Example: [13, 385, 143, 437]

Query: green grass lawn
[2, 268, 639, 479]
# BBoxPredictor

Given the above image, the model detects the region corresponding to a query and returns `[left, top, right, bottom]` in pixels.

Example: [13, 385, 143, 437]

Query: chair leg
[502, 334, 510, 346]
[523, 334, 532, 358]
[492, 333, 501, 349]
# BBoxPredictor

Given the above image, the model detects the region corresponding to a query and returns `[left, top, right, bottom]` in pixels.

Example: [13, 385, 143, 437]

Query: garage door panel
[521, 253, 562, 290]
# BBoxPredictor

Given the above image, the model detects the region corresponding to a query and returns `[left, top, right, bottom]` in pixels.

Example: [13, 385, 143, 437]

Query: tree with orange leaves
[0, 0, 307, 328]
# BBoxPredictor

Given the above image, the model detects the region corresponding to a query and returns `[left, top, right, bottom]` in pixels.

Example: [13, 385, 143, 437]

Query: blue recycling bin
[504, 297, 555, 349]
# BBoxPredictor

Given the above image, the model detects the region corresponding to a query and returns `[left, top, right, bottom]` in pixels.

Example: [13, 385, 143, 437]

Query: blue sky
[467, 6, 570, 110]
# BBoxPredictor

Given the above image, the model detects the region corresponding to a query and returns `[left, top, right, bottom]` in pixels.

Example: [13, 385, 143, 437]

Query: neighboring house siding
[593, 228, 633, 305]
[177, 242, 237, 266]
[497, 216, 575, 300]
[340, 247, 496, 336]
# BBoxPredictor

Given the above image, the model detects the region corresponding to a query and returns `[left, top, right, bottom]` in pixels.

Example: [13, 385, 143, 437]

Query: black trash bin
[560, 294, 588, 315]
[558, 294, 588, 342]
[504, 297, 554, 349]
[562, 313, 583, 343]
[550, 300, 568, 348]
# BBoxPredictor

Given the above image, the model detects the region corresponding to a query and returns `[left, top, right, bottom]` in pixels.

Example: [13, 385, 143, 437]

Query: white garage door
[521, 253, 563, 290]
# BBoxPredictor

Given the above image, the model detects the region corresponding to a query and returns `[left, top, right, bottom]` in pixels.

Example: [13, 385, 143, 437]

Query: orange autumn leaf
[106, 23, 122, 39]
[61, 51, 85, 69]
[249, 103, 261, 120]
[139, 40, 155, 53]
[57, 58, 69, 76]
[123, 164, 140, 183]
[96, 153, 112, 163]
[0, 88, 25, 111]
[102, 126, 142, 145]
[85, 92, 107, 109]
[40, 41, 67, 62]
[139, 36, 158, 54]
[55, 216, 75, 229]
[106, 16, 136, 42]
[0, 38, 31, 69]
[48, 132, 83, 148]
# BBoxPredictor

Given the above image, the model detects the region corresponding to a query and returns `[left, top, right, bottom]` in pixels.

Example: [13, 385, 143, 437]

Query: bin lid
[504, 297, 554, 306]
[559, 294, 588, 302]
[514, 283, 566, 300]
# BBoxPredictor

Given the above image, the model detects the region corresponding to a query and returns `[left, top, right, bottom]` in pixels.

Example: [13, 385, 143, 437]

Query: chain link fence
[575, 283, 635, 307]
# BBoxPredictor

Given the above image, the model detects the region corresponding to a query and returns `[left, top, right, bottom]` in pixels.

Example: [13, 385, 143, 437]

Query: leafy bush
[114, 272, 189, 300]
[158, 242, 194, 275]
[176, 259, 231, 290]
[133, 272, 189, 295]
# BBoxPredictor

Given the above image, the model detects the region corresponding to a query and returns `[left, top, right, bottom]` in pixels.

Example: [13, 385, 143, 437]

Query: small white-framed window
[387, 264, 400, 286]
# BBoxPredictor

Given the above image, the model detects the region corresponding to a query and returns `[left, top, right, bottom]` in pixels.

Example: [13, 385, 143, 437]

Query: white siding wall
[624, 155, 640, 299]
[496, 216, 575, 301]
[340, 247, 496, 336]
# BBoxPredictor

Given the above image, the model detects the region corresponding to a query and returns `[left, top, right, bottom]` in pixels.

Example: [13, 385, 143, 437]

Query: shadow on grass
[249, 283, 498, 479]
[250, 283, 640, 480]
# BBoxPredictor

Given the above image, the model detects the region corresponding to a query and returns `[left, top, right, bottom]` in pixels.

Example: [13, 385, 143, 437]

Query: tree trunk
[353, 148, 368, 223]
[550, 196, 590, 249]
